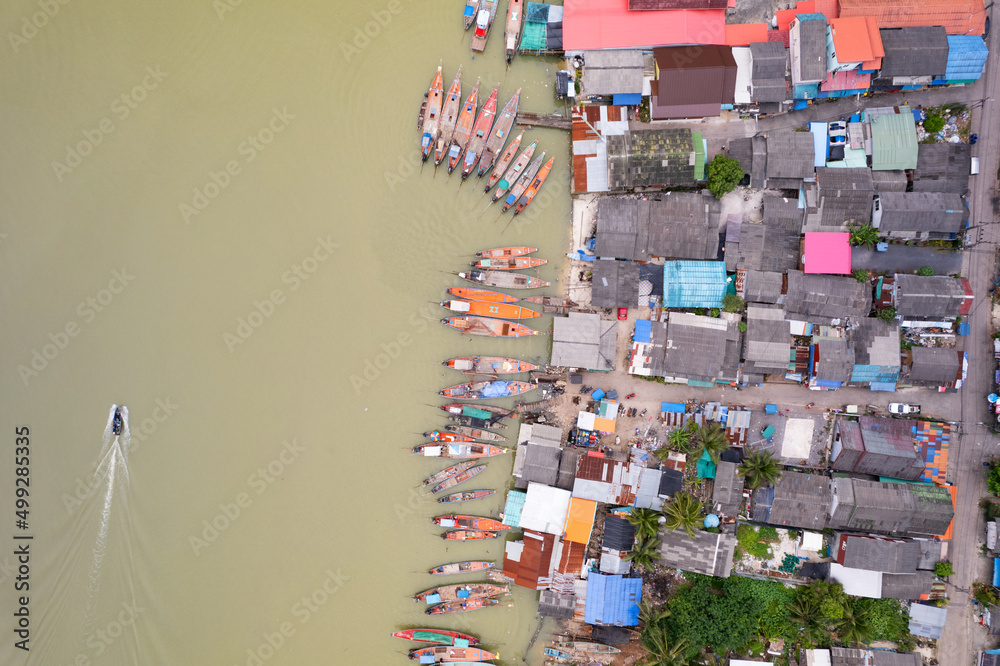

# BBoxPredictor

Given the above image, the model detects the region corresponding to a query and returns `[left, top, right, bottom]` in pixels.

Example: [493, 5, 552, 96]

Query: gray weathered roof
[913, 143, 972, 194]
[647, 193, 721, 260]
[751, 135, 768, 189]
[851, 319, 901, 368]
[871, 652, 923, 666]
[871, 170, 908, 192]
[894, 274, 971, 319]
[743, 270, 784, 304]
[551, 312, 618, 370]
[538, 590, 576, 619]
[906, 483, 955, 537]
[881, 572, 935, 600]
[521, 443, 562, 486]
[712, 461, 745, 516]
[766, 132, 816, 181]
[592, 260, 642, 308]
[784, 270, 872, 324]
[658, 528, 737, 578]
[815, 339, 854, 383]
[603, 515, 636, 551]
[607, 129, 696, 190]
[876, 192, 967, 237]
[761, 471, 831, 530]
[750, 42, 787, 78]
[726, 198, 801, 272]
[839, 479, 915, 534]
[727, 138, 754, 178]
[803, 168, 874, 232]
[594, 198, 649, 261]
[909, 347, 961, 384]
[743, 304, 791, 375]
[839, 534, 921, 573]
[908, 602, 947, 639]
[661, 312, 735, 383]
[582, 49, 645, 96]
[879, 27, 949, 79]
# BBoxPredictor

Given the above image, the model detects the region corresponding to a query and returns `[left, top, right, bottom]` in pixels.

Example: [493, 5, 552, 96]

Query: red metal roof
[838, 0, 987, 36]
[563, 0, 726, 50]
[829, 17, 884, 65]
[725, 23, 770, 46]
[768, 29, 790, 46]
[819, 69, 872, 92]
[503, 529, 556, 590]
[960, 278, 974, 315]
[813, 0, 839, 19]
[554, 540, 587, 576]
[629, 0, 728, 7]
[776, 0, 816, 31]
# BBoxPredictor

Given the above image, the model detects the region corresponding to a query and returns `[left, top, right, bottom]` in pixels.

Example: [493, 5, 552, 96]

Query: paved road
[851, 246, 964, 276]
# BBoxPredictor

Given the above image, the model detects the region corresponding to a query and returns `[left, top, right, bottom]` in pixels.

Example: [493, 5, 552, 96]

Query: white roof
[801, 530, 824, 552]
[780, 418, 815, 459]
[731, 661, 774, 666]
[520, 482, 572, 535]
[803, 650, 832, 666]
[732, 47, 753, 105]
[577, 411, 596, 430]
[828, 563, 882, 598]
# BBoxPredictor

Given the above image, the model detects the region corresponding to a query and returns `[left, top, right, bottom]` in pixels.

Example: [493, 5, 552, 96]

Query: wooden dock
[515, 112, 571, 130]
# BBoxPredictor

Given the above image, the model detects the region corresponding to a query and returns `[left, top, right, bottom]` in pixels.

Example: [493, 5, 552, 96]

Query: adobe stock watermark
[62, 398, 179, 515]
[8, 0, 73, 53]
[51, 66, 168, 182]
[189, 439, 306, 556]
[179, 107, 294, 224]
[213, 0, 243, 21]
[383, 147, 422, 192]
[234, 567, 350, 666]
[223, 236, 338, 353]
[17, 268, 135, 386]
[349, 305, 433, 394]
[339, 0, 404, 63]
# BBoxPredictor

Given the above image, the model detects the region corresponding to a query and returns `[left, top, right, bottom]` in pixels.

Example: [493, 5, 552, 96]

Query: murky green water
[0, 1, 569, 663]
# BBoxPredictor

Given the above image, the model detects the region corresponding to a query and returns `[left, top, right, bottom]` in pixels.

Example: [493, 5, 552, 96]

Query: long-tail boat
[408, 645, 499, 661]
[426, 598, 503, 615]
[513, 156, 554, 215]
[504, 0, 524, 63]
[442, 529, 498, 541]
[440, 380, 533, 399]
[482, 131, 523, 191]
[463, 0, 481, 29]
[436, 489, 496, 503]
[420, 63, 444, 162]
[422, 460, 478, 488]
[461, 86, 498, 179]
[441, 299, 540, 319]
[442, 316, 538, 337]
[434, 515, 509, 531]
[446, 286, 518, 303]
[457, 270, 549, 290]
[424, 431, 476, 442]
[392, 628, 480, 645]
[431, 464, 489, 493]
[545, 648, 573, 659]
[502, 151, 545, 212]
[471, 256, 547, 270]
[415, 443, 508, 459]
[428, 560, 495, 576]
[445, 356, 537, 374]
[470, 0, 498, 53]
[478, 89, 520, 177]
[492, 139, 537, 202]
[448, 414, 507, 430]
[414, 583, 509, 604]
[434, 66, 463, 166]
[554, 641, 621, 654]
[441, 403, 514, 418]
[475, 246, 536, 259]
[447, 79, 479, 174]
[445, 425, 507, 442]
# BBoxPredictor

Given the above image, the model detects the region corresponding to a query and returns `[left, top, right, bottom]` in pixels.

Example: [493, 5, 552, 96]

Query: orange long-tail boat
[433, 66, 463, 166]
[471, 256, 547, 270]
[444, 356, 537, 374]
[440, 379, 534, 399]
[408, 645, 499, 662]
[441, 529, 498, 541]
[414, 443, 507, 460]
[441, 316, 538, 337]
[447, 78, 479, 174]
[434, 515, 509, 531]
[492, 139, 537, 202]
[514, 156, 554, 215]
[424, 431, 476, 442]
[426, 597, 503, 615]
[427, 560, 495, 575]
[420, 62, 444, 162]
[478, 89, 520, 177]
[475, 246, 536, 258]
[446, 286, 518, 303]
[461, 86, 498, 179]
[441, 299, 539, 319]
[482, 131, 523, 192]
[501, 151, 545, 211]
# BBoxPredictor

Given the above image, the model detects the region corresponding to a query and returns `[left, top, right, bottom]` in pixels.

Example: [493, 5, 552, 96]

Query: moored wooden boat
[424, 431, 476, 442]
[392, 628, 480, 645]
[434, 515, 509, 531]
[492, 139, 537, 202]
[545, 647, 573, 659]
[434, 66, 463, 166]
[447, 286, 518, 303]
[420, 63, 444, 162]
[470, 0, 498, 53]
[478, 89, 520, 177]
[554, 641, 620, 654]
[436, 489, 496, 503]
[440, 403, 515, 419]
[513, 156, 554, 215]
[448, 79, 479, 174]
[457, 270, 549, 290]
[442, 299, 540, 319]
[415, 443, 507, 459]
[463, 0, 481, 29]
[483, 131, 523, 192]
[448, 415, 508, 430]
[475, 246, 536, 259]
[428, 560, 495, 576]
[524, 296, 576, 307]
[442, 316, 538, 337]
[445, 356, 538, 374]
[432, 464, 488, 493]
[414, 583, 509, 604]
[440, 379, 534, 399]
[445, 425, 507, 442]
[502, 151, 545, 212]
[471, 256, 547, 270]
[461, 86, 498, 179]
[504, 0, 524, 63]
[442, 529, 499, 541]
[426, 597, 503, 615]
[408, 645, 499, 661]
[422, 460, 478, 488]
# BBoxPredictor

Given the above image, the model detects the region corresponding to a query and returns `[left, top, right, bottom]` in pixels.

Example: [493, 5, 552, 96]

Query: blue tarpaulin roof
[994, 558, 1000, 587]
[584, 574, 641, 626]
[959, 322, 970, 335]
[809, 122, 828, 167]
[613, 93, 642, 106]
[944, 36, 989, 82]
[765, 404, 778, 414]
[662, 261, 728, 308]
[661, 402, 686, 413]
[696, 449, 716, 479]
[634, 319, 652, 343]
[503, 489, 527, 528]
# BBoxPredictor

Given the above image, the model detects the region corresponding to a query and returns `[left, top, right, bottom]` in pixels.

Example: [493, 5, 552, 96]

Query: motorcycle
[625, 393, 636, 400]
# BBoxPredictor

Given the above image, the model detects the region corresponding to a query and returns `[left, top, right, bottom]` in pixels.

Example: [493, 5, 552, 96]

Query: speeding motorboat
[112, 407, 123, 435]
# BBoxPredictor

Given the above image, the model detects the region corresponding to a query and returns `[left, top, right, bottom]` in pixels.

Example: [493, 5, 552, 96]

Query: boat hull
[415, 443, 507, 459]
[492, 140, 537, 201]
[442, 300, 540, 320]
[458, 270, 549, 290]
[434, 68, 463, 166]
[392, 628, 480, 645]
[426, 598, 501, 615]
[461, 87, 498, 179]
[422, 460, 478, 488]
[420, 65, 444, 162]
[446, 356, 537, 374]
[427, 560, 495, 576]
[479, 89, 520, 177]
[471, 257, 547, 270]
[413, 583, 508, 604]
[442, 529, 498, 540]
[446, 286, 518, 303]
[436, 489, 496, 503]
[475, 246, 536, 259]
[445, 425, 506, 442]
[431, 464, 489, 493]
[424, 431, 475, 442]
[514, 156, 554, 215]
[439, 379, 534, 399]
[408, 646, 499, 661]
[434, 515, 508, 531]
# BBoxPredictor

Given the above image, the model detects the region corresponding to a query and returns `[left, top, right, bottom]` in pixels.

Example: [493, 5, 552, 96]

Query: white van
[972, 157, 980, 175]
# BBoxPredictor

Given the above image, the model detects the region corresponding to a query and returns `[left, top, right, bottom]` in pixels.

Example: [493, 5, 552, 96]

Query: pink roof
[820, 69, 871, 92]
[725, 23, 769, 46]
[563, 0, 726, 50]
[804, 233, 851, 274]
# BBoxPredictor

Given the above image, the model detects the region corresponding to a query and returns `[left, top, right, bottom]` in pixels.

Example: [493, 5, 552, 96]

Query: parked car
[617, 307, 628, 320]
[889, 403, 921, 415]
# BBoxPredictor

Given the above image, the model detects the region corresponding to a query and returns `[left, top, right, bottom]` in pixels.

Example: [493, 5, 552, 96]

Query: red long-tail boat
[433, 66, 463, 166]
[478, 89, 520, 177]
[420, 63, 444, 162]
[447, 78, 479, 174]
[461, 86, 498, 179]
[514, 156, 554, 215]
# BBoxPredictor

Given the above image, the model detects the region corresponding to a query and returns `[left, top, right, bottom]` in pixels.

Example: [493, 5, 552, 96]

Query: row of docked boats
[463, 0, 524, 62]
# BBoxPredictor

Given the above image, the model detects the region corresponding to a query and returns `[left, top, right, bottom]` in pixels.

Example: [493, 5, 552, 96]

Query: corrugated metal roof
[870, 111, 918, 171]
[584, 574, 642, 626]
[913, 143, 972, 194]
[662, 261, 728, 308]
[944, 35, 989, 81]
[879, 27, 949, 78]
[563, 0, 726, 51]
[766, 131, 816, 180]
[804, 232, 851, 274]
[503, 529, 556, 589]
[838, 0, 985, 37]
[908, 603, 947, 639]
[592, 260, 642, 308]
[551, 312, 618, 370]
[829, 17, 884, 64]
[652, 45, 737, 120]
[792, 16, 829, 83]
[634, 467, 665, 509]
[521, 483, 573, 535]
[658, 528, 736, 577]
[726, 23, 769, 46]
[503, 489, 528, 528]
[538, 589, 576, 619]
[871, 170, 908, 192]
[582, 49, 646, 96]
[894, 274, 973, 319]
[839, 534, 922, 573]
[712, 460, 745, 515]
[909, 347, 961, 384]
[629, 0, 728, 7]
[606, 130, 697, 190]
[647, 192, 720, 260]
[743, 269, 785, 304]
[743, 304, 791, 373]
[876, 191, 967, 237]
[602, 515, 636, 551]
[766, 471, 832, 529]
[662, 312, 734, 382]
[784, 270, 872, 324]
[564, 497, 597, 544]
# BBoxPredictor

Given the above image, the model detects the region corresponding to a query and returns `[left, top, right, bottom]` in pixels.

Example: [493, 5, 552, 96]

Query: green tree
[876, 307, 897, 323]
[738, 321, 747, 332]
[668, 425, 692, 453]
[787, 596, 827, 645]
[851, 598, 908, 642]
[988, 463, 1000, 495]
[723, 293, 745, 313]
[853, 269, 869, 283]
[639, 599, 671, 628]
[917, 265, 935, 276]
[934, 561, 954, 577]
[629, 507, 663, 540]
[835, 604, 872, 646]
[640, 625, 689, 666]
[738, 449, 783, 490]
[923, 112, 945, 134]
[848, 223, 879, 250]
[692, 421, 728, 464]
[707, 154, 745, 199]
[626, 534, 662, 571]
[663, 492, 703, 538]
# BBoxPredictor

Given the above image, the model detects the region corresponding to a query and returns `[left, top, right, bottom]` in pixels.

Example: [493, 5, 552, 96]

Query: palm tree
[691, 421, 728, 464]
[628, 507, 663, 539]
[848, 223, 879, 250]
[738, 449, 783, 490]
[638, 599, 671, 628]
[668, 425, 692, 453]
[625, 535, 662, 572]
[640, 624, 689, 666]
[662, 492, 702, 538]
[835, 604, 872, 646]
[788, 596, 826, 645]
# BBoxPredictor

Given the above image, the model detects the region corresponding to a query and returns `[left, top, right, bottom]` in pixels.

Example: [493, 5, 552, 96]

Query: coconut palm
[788, 596, 826, 645]
[667, 425, 692, 453]
[835, 604, 872, 646]
[638, 599, 671, 628]
[640, 624, 689, 666]
[662, 492, 702, 538]
[691, 421, 728, 464]
[628, 507, 663, 540]
[625, 534, 662, 572]
[848, 223, 879, 250]
[738, 449, 783, 490]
